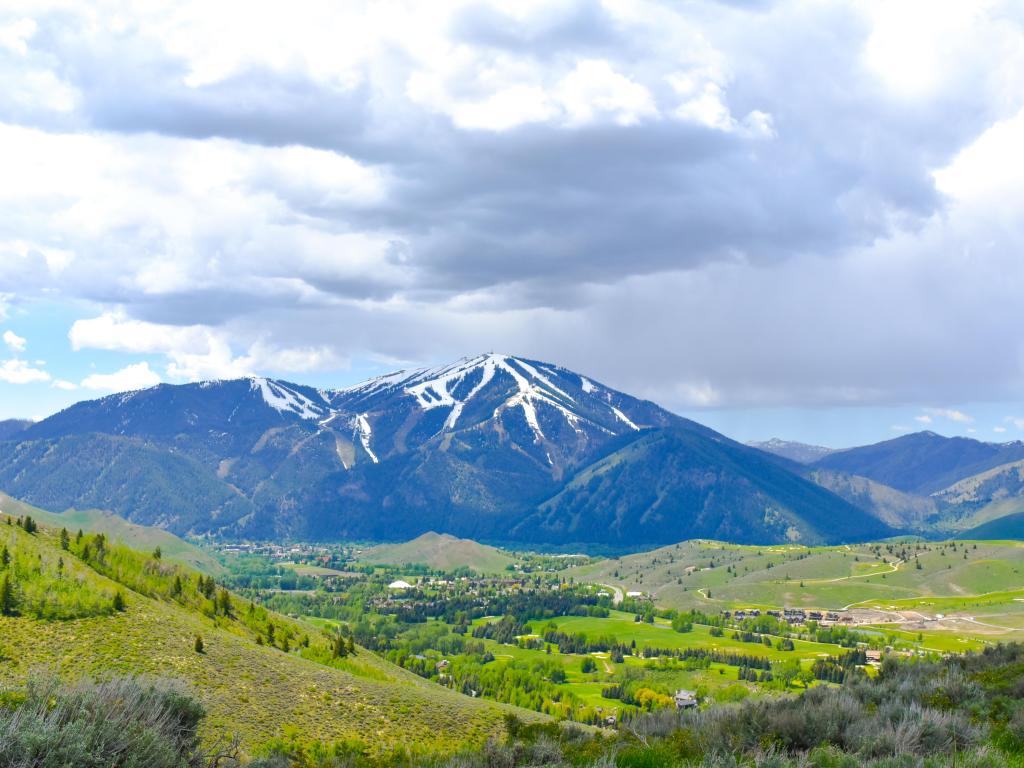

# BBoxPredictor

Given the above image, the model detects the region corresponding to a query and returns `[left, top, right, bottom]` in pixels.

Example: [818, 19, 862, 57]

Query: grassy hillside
[570, 538, 1024, 613]
[0, 491, 220, 573]
[0, 514, 536, 758]
[358, 531, 516, 573]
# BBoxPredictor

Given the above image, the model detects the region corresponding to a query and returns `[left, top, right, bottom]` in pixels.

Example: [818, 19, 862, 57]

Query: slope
[812, 431, 1024, 495]
[805, 469, 939, 530]
[0, 515, 534, 757]
[358, 532, 515, 573]
[0, 354, 885, 546]
[520, 427, 893, 547]
[0, 491, 220, 573]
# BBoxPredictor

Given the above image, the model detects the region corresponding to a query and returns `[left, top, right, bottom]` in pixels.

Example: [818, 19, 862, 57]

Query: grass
[0, 491, 221, 574]
[0, 514, 541, 758]
[357, 532, 516, 574]
[570, 539, 1024, 643]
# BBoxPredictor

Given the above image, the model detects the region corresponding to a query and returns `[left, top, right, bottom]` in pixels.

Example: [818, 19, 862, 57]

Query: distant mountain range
[747, 438, 836, 464]
[3, 355, 1023, 545]
[0, 353, 891, 547]
[811, 431, 1024, 495]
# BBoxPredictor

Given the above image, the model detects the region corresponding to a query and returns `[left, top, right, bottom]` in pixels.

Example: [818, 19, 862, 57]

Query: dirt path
[601, 584, 624, 605]
[816, 558, 903, 585]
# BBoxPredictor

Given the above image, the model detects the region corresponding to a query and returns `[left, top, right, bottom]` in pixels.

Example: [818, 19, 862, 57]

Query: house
[388, 579, 414, 590]
[865, 650, 882, 664]
[674, 689, 698, 709]
[436, 659, 450, 670]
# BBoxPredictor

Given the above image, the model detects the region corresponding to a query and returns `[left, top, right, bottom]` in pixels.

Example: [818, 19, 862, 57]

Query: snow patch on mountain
[355, 413, 379, 463]
[251, 378, 325, 420]
[611, 406, 640, 431]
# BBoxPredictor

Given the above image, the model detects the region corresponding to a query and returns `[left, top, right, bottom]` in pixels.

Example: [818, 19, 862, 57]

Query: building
[674, 689, 698, 709]
[388, 579, 414, 590]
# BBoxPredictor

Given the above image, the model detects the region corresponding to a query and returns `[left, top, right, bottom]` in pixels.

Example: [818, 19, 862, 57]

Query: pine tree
[75, 529, 83, 544]
[333, 632, 348, 658]
[281, 637, 290, 653]
[345, 636, 356, 655]
[21, 516, 37, 534]
[152, 546, 162, 560]
[0, 545, 9, 568]
[194, 635, 204, 654]
[216, 589, 232, 617]
[0, 573, 16, 616]
[112, 591, 126, 612]
[171, 575, 182, 597]
[59, 528, 70, 551]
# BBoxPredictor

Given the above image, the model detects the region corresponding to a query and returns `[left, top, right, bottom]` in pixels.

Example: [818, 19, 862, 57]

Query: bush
[0, 676, 218, 768]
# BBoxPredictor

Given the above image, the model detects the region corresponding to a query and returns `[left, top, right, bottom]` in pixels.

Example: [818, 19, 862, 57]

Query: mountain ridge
[0, 353, 892, 546]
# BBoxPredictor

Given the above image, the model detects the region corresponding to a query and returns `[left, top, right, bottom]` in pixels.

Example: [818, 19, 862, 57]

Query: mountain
[357, 531, 516, 573]
[933, 459, 1024, 506]
[0, 353, 888, 546]
[806, 469, 939, 530]
[0, 418, 31, 440]
[521, 428, 891, 546]
[812, 431, 1024, 495]
[748, 438, 836, 464]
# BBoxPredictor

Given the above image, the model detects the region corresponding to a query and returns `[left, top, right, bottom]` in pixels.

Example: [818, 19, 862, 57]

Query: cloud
[914, 414, 932, 424]
[994, 426, 1007, 433]
[2, 330, 26, 352]
[925, 408, 974, 424]
[0, 1, 1021, 411]
[0, 358, 49, 384]
[1008, 417, 1024, 431]
[80, 362, 161, 393]
[70, 311, 344, 381]
[51, 379, 77, 391]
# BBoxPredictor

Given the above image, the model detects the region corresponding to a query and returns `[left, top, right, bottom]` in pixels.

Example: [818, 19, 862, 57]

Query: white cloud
[70, 311, 344, 382]
[994, 426, 1007, 433]
[924, 408, 974, 424]
[2, 330, 26, 352]
[557, 59, 658, 127]
[51, 379, 77, 391]
[0, 358, 49, 384]
[1008, 417, 1024, 431]
[80, 362, 161, 393]
[914, 414, 932, 424]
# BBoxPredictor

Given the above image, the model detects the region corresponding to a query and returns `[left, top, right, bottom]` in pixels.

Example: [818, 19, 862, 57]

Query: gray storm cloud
[0, 0, 1022, 409]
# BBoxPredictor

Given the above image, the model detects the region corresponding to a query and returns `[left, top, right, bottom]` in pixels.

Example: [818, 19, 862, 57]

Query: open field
[569, 538, 1024, 645]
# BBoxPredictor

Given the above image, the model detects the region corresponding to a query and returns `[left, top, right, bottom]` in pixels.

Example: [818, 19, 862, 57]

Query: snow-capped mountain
[0, 354, 890, 546]
[748, 438, 837, 464]
[323, 353, 682, 473]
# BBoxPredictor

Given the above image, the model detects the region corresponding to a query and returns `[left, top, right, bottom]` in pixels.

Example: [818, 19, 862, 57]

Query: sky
[1, 0, 1023, 448]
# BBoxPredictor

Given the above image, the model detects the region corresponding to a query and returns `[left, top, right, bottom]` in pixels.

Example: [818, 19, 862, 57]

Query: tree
[581, 657, 597, 673]
[345, 636, 356, 656]
[171, 575, 182, 597]
[59, 528, 70, 551]
[0, 573, 16, 616]
[333, 633, 348, 658]
[216, 589, 232, 617]
[152, 546, 162, 560]
[112, 591, 126, 612]
[194, 635, 204, 654]
[0, 545, 9, 568]
[21, 516, 37, 534]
